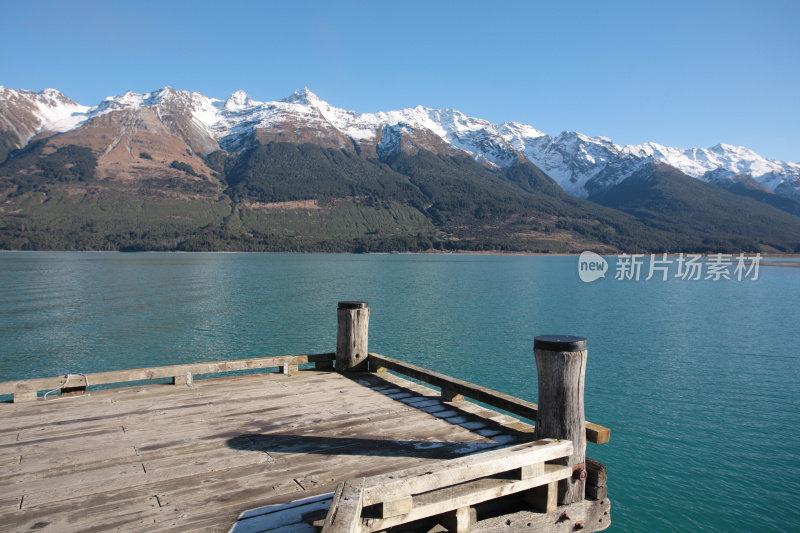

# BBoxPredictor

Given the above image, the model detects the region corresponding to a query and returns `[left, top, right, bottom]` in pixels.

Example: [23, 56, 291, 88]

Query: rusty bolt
[574, 520, 585, 530]
[572, 462, 587, 481]
[559, 511, 571, 522]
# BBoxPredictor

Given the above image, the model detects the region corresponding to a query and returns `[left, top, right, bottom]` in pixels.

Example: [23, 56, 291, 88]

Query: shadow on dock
[227, 433, 496, 459]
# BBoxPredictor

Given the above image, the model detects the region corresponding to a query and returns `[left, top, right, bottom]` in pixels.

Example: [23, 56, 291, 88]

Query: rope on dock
[43, 373, 89, 399]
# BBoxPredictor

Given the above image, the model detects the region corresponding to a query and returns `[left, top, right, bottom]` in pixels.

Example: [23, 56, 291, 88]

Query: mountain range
[2, 85, 800, 253]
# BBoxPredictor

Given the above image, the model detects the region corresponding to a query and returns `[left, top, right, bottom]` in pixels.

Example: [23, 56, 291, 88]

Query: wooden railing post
[532, 335, 588, 505]
[336, 301, 370, 373]
[13, 387, 37, 403]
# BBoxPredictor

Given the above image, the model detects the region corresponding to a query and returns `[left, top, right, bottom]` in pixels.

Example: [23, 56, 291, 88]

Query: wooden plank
[0, 432, 20, 445]
[0, 454, 21, 467]
[361, 439, 571, 506]
[17, 463, 146, 506]
[140, 449, 273, 481]
[367, 353, 610, 444]
[2, 426, 126, 454]
[517, 462, 545, 479]
[148, 468, 306, 521]
[586, 422, 610, 444]
[0, 446, 138, 483]
[1, 430, 129, 462]
[322, 482, 346, 530]
[0, 353, 335, 395]
[378, 496, 412, 518]
[6, 490, 164, 533]
[361, 464, 571, 532]
[1, 495, 22, 512]
[322, 478, 364, 533]
[14, 417, 135, 444]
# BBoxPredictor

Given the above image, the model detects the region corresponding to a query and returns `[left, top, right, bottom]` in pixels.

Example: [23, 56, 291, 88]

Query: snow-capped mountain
[622, 142, 800, 197]
[2, 85, 798, 199]
[0, 86, 88, 149]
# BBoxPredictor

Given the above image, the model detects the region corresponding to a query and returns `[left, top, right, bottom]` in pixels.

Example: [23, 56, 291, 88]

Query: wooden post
[13, 388, 38, 403]
[441, 387, 464, 402]
[440, 506, 476, 533]
[585, 458, 608, 500]
[336, 301, 370, 373]
[173, 372, 192, 386]
[282, 362, 298, 376]
[532, 335, 588, 505]
[525, 481, 558, 513]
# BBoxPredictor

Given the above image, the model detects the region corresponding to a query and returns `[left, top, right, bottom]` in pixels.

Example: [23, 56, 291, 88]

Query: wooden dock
[1, 302, 611, 532]
[0, 364, 575, 532]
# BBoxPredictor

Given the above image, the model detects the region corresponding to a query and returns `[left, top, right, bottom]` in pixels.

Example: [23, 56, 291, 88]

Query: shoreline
[2, 249, 800, 258]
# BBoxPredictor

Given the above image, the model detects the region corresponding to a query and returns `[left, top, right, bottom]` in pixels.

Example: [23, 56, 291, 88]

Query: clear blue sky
[2, 0, 798, 161]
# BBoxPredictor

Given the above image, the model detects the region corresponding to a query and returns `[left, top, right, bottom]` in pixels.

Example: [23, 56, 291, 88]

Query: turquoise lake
[1, 252, 798, 532]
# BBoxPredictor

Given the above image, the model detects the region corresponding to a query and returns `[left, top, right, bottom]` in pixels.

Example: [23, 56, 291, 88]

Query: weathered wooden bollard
[532, 335, 588, 505]
[336, 301, 370, 372]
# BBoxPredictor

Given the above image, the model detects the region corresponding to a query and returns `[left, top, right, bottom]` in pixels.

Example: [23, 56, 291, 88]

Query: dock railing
[0, 353, 336, 402]
[331, 303, 611, 531]
[368, 353, 609, 445]
[322, 439, 573, 533]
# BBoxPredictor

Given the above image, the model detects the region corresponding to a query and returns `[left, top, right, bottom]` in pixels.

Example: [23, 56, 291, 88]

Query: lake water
[1, 252, 798, 532]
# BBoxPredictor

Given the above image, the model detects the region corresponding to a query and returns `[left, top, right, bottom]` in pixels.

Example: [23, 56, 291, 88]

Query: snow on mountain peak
[499, 122, 546, 140]
[2, 85, 798, 199]
[620, 140, 800, 190]
[281, 87, 323, 106]
[224, 90, 257, 111]
[40, 88, 65, 99]
[711, 142, 739, 152]
[0, 87, 90, 137]
[99, 90, 146, 110]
